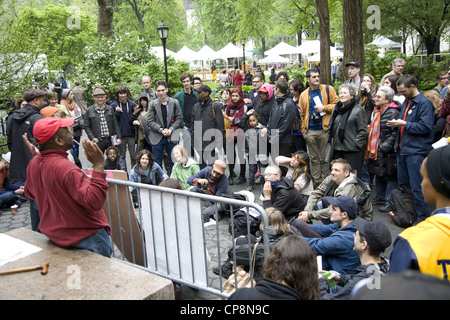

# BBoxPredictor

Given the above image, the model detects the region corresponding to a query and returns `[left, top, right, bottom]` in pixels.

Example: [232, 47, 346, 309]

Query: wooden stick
[0, 262, 49, 276]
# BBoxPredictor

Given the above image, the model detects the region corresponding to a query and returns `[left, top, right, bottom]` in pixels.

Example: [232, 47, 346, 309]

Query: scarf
[366, 103, 390, 160]
[329, 98, 356, 142]
[260, 179, 283, 197]
[61, 99, 76, 113]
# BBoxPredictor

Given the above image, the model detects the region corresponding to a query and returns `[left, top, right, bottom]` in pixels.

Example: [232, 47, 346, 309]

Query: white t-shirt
[286, 167, 313, 196]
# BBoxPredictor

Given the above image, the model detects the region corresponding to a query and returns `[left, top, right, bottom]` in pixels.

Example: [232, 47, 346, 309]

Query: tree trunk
[315, 0, 331, 85]
[98, 0, 114, 38]
[342, 0, 364, 80]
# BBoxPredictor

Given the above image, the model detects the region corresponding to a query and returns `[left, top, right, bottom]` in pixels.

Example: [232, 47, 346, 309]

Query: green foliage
[74, 35, 189, 104]
[283, 65, 307, 84]
[364, 45, 450, 91]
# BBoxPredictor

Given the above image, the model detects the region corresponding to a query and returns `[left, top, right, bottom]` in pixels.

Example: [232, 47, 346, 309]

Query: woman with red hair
[226, 87, 246, 185]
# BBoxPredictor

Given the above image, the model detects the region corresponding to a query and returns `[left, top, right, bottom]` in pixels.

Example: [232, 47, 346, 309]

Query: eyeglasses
[264, 172, 277, 177]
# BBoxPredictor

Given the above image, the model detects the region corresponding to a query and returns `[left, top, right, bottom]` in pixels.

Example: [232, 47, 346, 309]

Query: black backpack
[388, 187, 417, 228]
[229, 207, 262, 238]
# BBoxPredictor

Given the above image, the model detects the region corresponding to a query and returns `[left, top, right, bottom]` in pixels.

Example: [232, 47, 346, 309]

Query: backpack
[324, 177, 372, 219]
[229, 207, 262, 238]
[388, 187, 417, 228]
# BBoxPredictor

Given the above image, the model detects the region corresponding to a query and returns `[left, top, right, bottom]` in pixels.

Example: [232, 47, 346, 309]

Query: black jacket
[262, 177, 307, 220]
[228, 278, 304, 300]
[190, 97, 225, 150]
[267, 94, 296, 145]
[7, 104, 43, 182]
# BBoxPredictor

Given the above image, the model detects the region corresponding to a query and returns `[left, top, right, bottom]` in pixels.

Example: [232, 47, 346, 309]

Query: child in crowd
[104, 146, 127, 172]
[239, 109, 268, 191]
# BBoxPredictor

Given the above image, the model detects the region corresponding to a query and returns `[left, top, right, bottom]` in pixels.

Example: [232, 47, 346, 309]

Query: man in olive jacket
[298, 158, 373, 223]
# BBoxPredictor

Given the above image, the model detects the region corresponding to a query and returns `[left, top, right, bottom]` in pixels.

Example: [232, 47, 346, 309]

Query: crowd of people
[3, 57, 450, 300]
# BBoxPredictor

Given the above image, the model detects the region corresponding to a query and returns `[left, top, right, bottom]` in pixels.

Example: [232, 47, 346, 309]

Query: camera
[311, 112, 322, 124]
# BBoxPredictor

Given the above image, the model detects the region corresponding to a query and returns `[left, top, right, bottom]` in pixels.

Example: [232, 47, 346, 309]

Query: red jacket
[24, 150, 110, 247]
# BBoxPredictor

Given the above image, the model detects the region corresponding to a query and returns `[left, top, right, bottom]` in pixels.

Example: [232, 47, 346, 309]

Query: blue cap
[324, 195, 358, 219]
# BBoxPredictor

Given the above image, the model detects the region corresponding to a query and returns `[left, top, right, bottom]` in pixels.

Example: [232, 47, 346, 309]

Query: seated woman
[129, 149, 168, 207]
[170, 145, 200, 191]
[275, 150, 313, 198]
[228, 235, 320, 300]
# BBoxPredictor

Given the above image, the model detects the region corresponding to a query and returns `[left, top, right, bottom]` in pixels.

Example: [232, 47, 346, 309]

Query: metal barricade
[103, 177, 271, 299]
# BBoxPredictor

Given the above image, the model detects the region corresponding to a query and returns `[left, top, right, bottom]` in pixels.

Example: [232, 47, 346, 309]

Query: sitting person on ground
[228, 235, 320, 300]
[104, 146, 127, 172]
[215, 207, 302, 280]
[261, 164, 307, 222]
[275, 150, 313, 198]
[129, 149, 168, 207]
[170, 145, 200, 191]
[0, 152, 25, 209]
[291, 196, 361, 275]
[187, 159, 229, 222]
[298, 158, 373, 224]
[319, 217, 392, 300]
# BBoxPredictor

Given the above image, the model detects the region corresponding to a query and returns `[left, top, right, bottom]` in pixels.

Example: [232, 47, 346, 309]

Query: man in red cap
[24, 117, 112, 257]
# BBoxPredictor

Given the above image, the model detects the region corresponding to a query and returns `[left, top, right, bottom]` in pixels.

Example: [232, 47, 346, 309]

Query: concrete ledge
[0, 228, 174, 300]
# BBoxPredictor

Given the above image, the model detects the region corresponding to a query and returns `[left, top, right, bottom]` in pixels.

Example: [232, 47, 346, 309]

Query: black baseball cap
[345, 61, 361, 68]
[354, 217, 392, 252]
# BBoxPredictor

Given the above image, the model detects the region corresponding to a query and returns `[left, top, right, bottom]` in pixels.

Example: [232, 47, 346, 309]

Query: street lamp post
[242, 37, 246, 72]
[157, 21, 169, 91]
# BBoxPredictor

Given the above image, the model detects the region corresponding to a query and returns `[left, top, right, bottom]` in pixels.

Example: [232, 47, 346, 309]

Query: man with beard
[24, 117, 112, 257]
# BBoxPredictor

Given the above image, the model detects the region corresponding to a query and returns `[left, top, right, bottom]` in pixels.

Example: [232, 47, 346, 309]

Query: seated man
[298, 158, 372, 223]
[0, 152, 25, 208]
[291, 196, 361, 275]
[319, 217, 392, 300]
[262, 164, 307, 221]
[187, 160, 229, 222]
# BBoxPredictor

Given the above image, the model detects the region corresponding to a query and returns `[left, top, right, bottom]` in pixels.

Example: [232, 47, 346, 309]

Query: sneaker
[379, 204, 393, 212]
[372, 197, 385, 205]
[255, 170, 261, 178]
[236, 176, 247, 185]
[247, 184, 255, 191]
[228, 176, 234, 185]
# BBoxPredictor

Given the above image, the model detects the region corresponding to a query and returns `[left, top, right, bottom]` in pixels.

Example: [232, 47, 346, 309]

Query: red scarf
[366, 103, 390, 160]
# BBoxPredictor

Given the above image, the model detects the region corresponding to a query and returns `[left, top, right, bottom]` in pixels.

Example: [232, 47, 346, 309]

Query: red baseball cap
[33, 117, 75, 145]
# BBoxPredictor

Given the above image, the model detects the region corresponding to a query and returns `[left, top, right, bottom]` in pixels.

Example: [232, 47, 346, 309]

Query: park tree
[342, 0, 364, 79]
[98, 0, 114, 37]
[372, 0, 450, 56]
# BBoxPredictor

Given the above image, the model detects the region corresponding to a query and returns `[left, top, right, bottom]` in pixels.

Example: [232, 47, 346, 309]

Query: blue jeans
[72, 228, 112, 258]
[375, 174, 397, 204]
[0, 190, 18, 207]
[152, 137, 176, 174]
[397, 153, 429, 221]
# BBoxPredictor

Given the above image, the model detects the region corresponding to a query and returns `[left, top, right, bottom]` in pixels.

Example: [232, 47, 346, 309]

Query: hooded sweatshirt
[254, 83, 276, 126]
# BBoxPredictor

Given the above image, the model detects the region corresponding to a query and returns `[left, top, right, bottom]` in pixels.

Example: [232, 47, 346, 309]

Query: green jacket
[170, 157, 200, 191]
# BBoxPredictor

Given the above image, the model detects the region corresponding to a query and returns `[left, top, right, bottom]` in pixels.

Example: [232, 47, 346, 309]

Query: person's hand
[263, 181, 272, 199]
[298, 211, 309, 221]
[197, 179, 208, 186]
[15, 186, 25, 195]
[133, 105, 140, 114]
[115, 106, 122, 112]
[387, 119, 406, 127]
[260, 128, 267, 137]
[92, 138, 99, 144]
[244, 98, 252, 104]
[22, 133, 39, 157]
[116, 138, 122, 146]
[133, 120, 140, 126]
[82, 138, 104, 172]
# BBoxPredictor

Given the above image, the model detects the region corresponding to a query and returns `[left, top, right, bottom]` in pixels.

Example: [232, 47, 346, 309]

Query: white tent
[196, 45, 219, 60]
[297, 40, 321, 55]
[369, 36, 401, 49]
[265, 41, 300, 56]
[258, 54, 290, 64]
[306, 47, 343, 62]
[216, 42, 243, 59]
[176, 45, 198, 62]
[149, 46, 177, 60]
